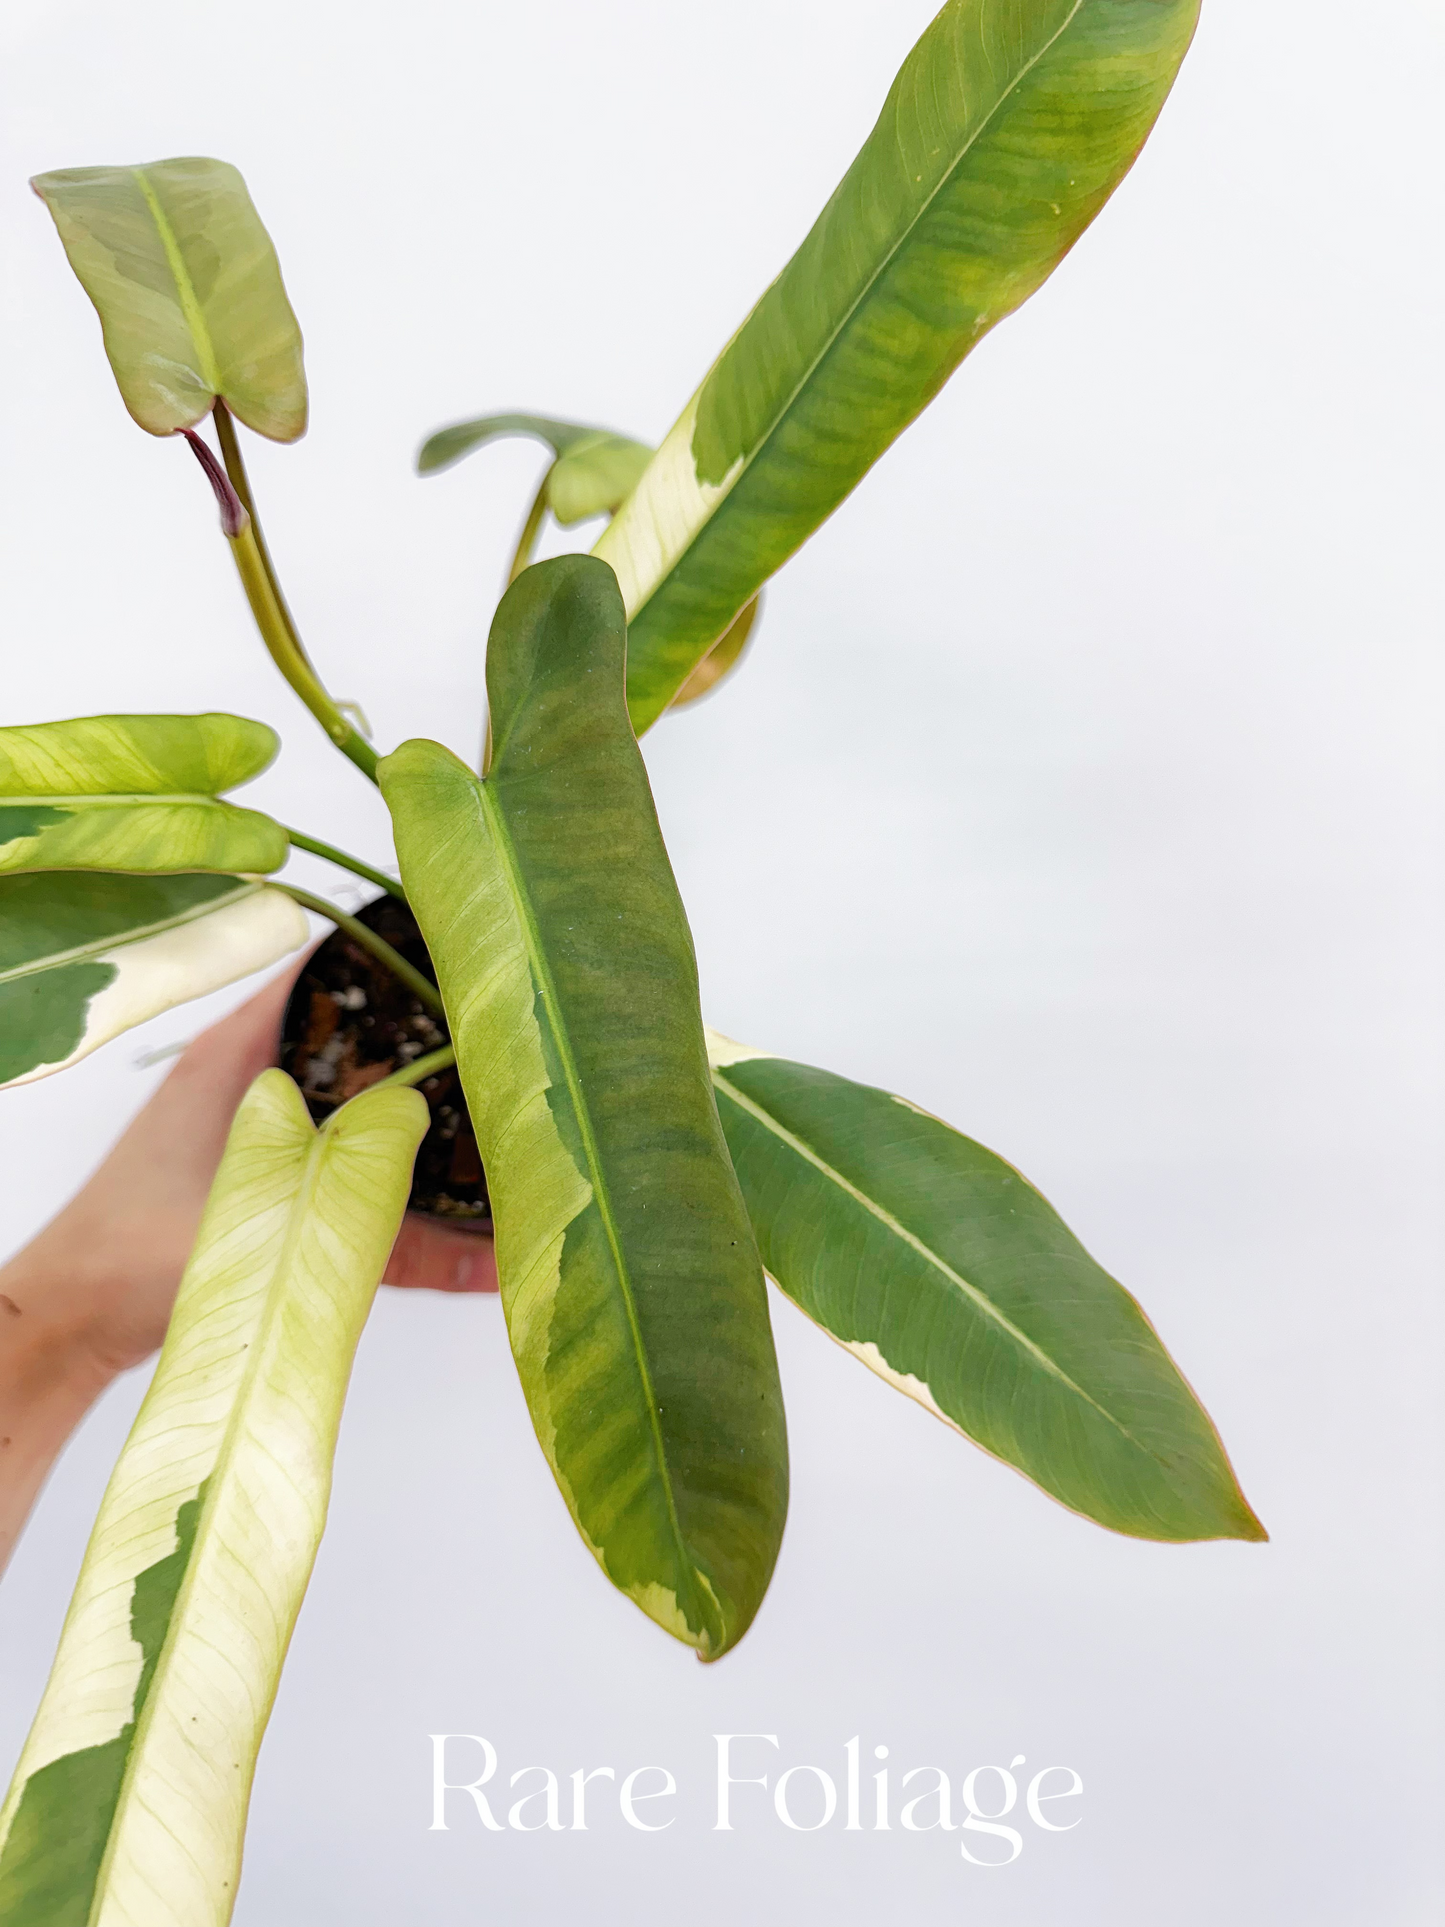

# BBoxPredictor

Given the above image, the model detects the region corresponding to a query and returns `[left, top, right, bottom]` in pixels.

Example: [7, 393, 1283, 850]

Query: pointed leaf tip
[601, 0, 1202, 731]
[708, 1044, 1265, 1546]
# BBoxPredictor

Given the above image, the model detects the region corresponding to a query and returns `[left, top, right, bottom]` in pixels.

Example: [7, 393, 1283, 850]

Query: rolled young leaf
[32, 157, 306, 440]
[599, 0, 1202, 732]
[0, 713, 288, 876]
[417, 411, 607, 473]
[381, 557, 788, 1658]
[0, 1071, 427, 1927]
[0, 873, 307, 1089]
[546, 433, 653, 527]
[706, 1030, 1265, 1544]
[669, 596, 760, 709]
[417, 411, 653, 524]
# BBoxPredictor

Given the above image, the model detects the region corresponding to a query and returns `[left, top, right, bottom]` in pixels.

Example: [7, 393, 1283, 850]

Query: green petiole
[366, 1043, 456, 1092]
[213, 402, 380, 784]
[506, 463, 554, 586]
[283, 827, 406, 901]
[276, 883, 445, 1018]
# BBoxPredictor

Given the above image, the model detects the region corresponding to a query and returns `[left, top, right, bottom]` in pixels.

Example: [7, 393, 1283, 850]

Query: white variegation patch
[702, 1025, 774, 1069]
[0, 1075, 428, 1924]
[5, 884, 307, 1089]
[592, 388, 742, 619]
[841, 1337, 965, 1439]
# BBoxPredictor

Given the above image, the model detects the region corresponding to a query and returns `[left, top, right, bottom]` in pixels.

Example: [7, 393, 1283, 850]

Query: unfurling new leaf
[670, 596, 760, 708]
[416, 412, 653, 524]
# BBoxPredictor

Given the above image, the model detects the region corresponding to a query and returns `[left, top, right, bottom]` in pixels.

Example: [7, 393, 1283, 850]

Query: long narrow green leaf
[0, 1071, 427, 1927]
[381, 557, 787, 1658]
[32, 157, 306, 440]
[0, 873, 307, 1089]
[0, 714, 287, 876]
[600, 0, 1201, 731]
[706, 1031, 1265, 1544]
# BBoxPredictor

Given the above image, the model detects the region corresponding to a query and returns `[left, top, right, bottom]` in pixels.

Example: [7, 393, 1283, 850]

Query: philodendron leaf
[381, 557, 787, 1658]
[545, 435, 653, 527]
[417, 412, 653, 523]
[32, 156, 306, 440]
[0, 713, 288, 876]
[0, 1071, 426, 1927]
[0, 873, 307, 1089]
[417, 411, 605, 473]
[599, 0, 1202, 732]
[706, 1031, 1265, 1544]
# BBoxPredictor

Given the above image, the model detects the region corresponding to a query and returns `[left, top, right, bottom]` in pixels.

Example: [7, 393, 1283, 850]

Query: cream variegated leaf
[0, 714, 288, 878]
[32, 157, 306, 440]
[0, 873, 308, 1091]
[0, 1072, 427, 1927]
[600, 0, 1202, 732]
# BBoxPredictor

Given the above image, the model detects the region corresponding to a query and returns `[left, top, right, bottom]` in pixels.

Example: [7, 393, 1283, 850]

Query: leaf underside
[32, 156, 306, 439]
[0, 713, 288, 876]
[417, 412, 653, 524]
[0, 872, 307, 1089]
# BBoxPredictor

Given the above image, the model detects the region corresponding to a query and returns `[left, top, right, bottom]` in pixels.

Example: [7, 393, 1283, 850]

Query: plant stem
[284, 827, 406, 901]
[212, 402, 380, 784]
[480, 462, 559, 773]
[506, 468, 553, 585]
[367, 1044, 457, 1092]
[213, 400, 307, 656]
[276, 883, 445, 1016]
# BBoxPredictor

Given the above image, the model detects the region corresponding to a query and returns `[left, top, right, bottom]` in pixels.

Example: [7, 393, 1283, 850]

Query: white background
[2, 1, 1442, 1919]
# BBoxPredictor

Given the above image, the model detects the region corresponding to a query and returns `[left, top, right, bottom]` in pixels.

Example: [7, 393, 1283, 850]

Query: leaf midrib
[633, 0, 1088, 635]
[131, 167, 222, 394]
[475, 775, 705, 1633]
[0, 793, 238, 809]
[0, 881, 256, 984]
[712, 1066, 1158, 1461]
[84, 1116, 321, 1924]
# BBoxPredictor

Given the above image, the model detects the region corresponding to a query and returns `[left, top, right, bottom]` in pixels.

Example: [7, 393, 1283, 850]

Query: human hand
[10, 962, 496, 1384]
[0, 958, 495, 1570]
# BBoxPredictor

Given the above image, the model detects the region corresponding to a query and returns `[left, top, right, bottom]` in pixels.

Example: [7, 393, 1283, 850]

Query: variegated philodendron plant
[0, 4, 1264, 1921]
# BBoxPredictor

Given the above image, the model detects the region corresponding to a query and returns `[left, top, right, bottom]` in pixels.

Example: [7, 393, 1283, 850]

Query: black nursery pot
[278, 895, 491, 1229]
